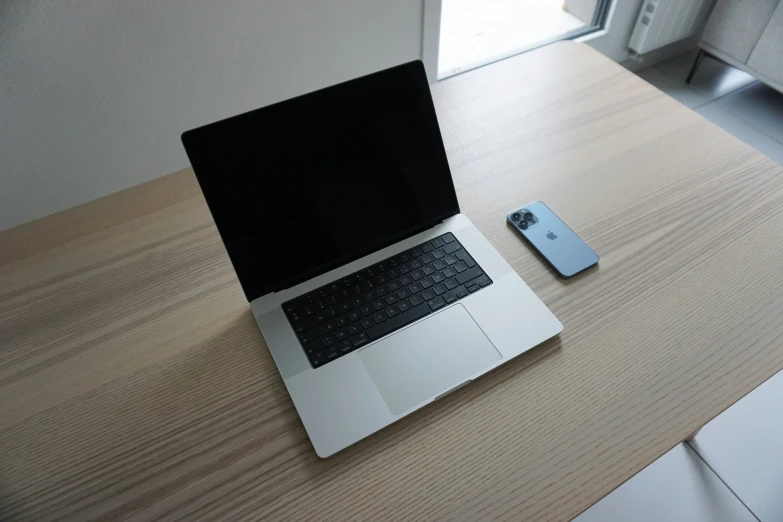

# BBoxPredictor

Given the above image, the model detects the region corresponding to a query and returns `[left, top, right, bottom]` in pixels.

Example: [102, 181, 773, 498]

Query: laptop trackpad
[358, 304, 501, 415]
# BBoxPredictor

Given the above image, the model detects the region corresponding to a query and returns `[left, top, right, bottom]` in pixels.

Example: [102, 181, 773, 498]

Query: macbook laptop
[181, 60, 562, 457]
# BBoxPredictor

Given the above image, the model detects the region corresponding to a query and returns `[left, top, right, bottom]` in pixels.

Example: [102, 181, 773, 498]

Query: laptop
[181, 60, 562, 457]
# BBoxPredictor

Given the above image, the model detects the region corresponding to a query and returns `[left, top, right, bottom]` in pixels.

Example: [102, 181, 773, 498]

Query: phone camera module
[523, 212, 534, 221]
[511, 212, 522, 221]
[519, 219, 529, 229]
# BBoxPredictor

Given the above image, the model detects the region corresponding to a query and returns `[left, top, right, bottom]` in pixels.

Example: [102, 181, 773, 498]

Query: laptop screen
[182, 61, 459, 302]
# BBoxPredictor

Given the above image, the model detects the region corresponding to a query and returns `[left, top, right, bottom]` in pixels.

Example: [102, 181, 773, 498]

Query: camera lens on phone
[511, 212, 522, 221]
[519, 219, 529, 229]
[523, 212, 534, 220]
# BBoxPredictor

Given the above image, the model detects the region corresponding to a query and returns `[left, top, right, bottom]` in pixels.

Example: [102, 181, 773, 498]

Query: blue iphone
[507, 201, 598, 278]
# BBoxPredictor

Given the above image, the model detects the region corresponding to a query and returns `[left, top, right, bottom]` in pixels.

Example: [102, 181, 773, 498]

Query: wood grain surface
[3, 41, 783, 521]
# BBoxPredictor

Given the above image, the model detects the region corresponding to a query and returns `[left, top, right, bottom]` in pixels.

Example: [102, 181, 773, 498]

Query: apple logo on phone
[546, 231, 557, 240]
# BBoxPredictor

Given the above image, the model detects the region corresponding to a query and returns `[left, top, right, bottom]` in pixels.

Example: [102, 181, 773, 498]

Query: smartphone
[507, 201, 598, 278]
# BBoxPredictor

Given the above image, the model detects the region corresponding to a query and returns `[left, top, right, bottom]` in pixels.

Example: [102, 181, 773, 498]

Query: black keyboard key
[410, 294, 424, 307]
[316, 300, 327, 311]
[410, 259, 423, 269]
[422, 243, 433, 253]
[335, 329, 348, 341]
[364, 280, 376, 290]
[386, 306, 400, 318]
[327, 294, 339, 306]
[455, 286, 469, 298]
[444, 278, 458, 290]
[376, 274, 388, 285]
[430, 238, 445, 249]
[322, 334, 336, 347]
[420, 253, 435, 264]
[388, 280, 401, 292]
[455, 249, 469, 260]
[411, 269, 424, 280]
[456, 266, 485, 285]
[337, 340, 353, 353]
[467, 283, 480, 293]
[314, 312, 327, 324]
[385, 294, 398, 305]
[323, 321, 336, 333]
[348, 323, 362, 335]
[453, 261, 468, 273]
[327, 308, 339, 319]
[444, 254, 458, 266]
[295, 316, 317, 333]
[476, 275, 492, 287]
[324, 346, 340, 361]
[351, 332, 369, 347]
[399, 263, 411, 274]
[361, 304, 374, 316]
[398, 253, 411, 263]
[351, 297, 364, 308]
[365, 303, 431, 341]
[303, 305, 315, 317]
[443, 292, 457, 304]
[399, 274, 413, 286]
[411, 247, 423, 257]
[300, 325, 323, 344]
[443, 242, 460, 254]
[376, 285, 389, 296]
[422, 264, 436, 275]
[431, 272, 445, 283]
[433, 283, 447, 295]
[398, 300, 412, 312]
[373, 299, 386, 311]
[397, 288, 411, 299]
[373, 312, 386, 324]
[441, 233, 456, 244]
[420, 276, 435, 289]
[432, 247, 446, 259]
[387, 269, 399, 279]
[442, 267, 457, 279]
[421, 288, 436, 301]
[303, 340, 322, 355]
[339, 302, 352, 313]
[408, 282, 423, 294]
[464, 255, 477, 268]
[361, 317, 374, 329]
[336, 316, 349, 328]
[349, 310, 362, 322]
[427, 296, 445, 311]
[433, 259, 447, 270]
[311, 352, 325, 367]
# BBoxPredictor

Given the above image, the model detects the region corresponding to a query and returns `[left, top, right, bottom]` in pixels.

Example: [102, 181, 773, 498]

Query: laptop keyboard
[283, 233, 492, 368]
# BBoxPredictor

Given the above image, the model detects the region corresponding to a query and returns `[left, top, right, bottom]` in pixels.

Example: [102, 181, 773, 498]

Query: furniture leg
[685, 49, 705, 84]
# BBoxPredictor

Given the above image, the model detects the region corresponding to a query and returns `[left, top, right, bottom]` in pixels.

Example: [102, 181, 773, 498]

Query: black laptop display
[182, 61, 459, 302]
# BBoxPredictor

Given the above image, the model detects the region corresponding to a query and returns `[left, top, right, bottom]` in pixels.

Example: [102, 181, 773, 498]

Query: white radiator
[629, 0, 716, 54]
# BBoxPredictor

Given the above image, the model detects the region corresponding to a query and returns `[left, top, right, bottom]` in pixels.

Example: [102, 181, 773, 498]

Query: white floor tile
[573, 444, 756, 522]
[718, 82, 783, 143]
[656, 50, 757, 101]
[637, 67, 709, 108]
[690, 369, 783, 522]
[438, 0, 585, 79]
[696, 103, 783, 165]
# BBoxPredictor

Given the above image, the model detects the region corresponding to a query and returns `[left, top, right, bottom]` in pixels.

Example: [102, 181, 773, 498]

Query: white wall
[0, 0, 425, 231]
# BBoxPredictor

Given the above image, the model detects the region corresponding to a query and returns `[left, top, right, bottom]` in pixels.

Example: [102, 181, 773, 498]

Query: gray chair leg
[685, 49, 705, 84]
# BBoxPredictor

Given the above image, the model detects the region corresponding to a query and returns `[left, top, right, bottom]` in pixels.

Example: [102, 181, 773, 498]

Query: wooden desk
[2, 41, 783, 521]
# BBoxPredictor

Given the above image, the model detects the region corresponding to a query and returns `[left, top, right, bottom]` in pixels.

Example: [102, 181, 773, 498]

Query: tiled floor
[636, 50, 783, 166]
[438, 0, 584, 79]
